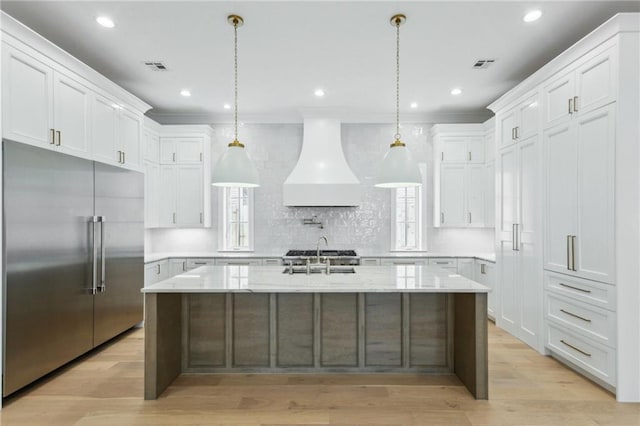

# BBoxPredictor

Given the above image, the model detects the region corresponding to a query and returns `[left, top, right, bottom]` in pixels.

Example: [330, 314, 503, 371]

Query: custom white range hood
[283, 118, 361, 206]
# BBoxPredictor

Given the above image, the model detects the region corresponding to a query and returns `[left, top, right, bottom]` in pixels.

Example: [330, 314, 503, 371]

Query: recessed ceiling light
[96, 16, 115, 28]
[410, 102, 418, 109]
[180, 89, 191, 97]
[223, 103, 231, 110]
[314, 89, 325, 97]
[523, 10, 542, 23]
[451, 88, 462, 96]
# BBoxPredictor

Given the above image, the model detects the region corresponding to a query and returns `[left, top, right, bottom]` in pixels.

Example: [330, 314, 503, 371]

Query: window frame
[390, 163, 427, 252]
[219, 187, 255, 252]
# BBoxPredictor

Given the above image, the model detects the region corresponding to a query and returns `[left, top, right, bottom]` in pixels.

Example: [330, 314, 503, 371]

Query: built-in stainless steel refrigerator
[3, 140, 144, 397]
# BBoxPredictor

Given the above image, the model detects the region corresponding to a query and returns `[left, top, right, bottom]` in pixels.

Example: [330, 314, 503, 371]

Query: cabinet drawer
[545, 271, 615, 311]
[546, 322, 615, 386]
[545, 292, 615, 348]
[428, 258, 457, 269]
[215, 259, 262, 266]
[186, 258, 214, 269]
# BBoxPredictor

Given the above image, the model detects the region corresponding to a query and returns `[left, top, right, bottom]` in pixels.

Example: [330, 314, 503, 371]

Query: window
[221, 187, 254, 250]
[392, 164, 426, 251]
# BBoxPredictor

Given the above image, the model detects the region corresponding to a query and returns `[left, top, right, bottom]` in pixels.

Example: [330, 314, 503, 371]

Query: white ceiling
[2, 1, 638, 124]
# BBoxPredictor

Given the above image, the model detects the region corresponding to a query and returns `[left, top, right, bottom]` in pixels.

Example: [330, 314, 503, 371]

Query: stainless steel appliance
[282, 249, 360, 266]
[3, 141, 144, 397]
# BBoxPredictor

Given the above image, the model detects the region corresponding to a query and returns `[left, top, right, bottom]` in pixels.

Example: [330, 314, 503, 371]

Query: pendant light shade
[375, 142, 422, 188]
[374, 14, 422, 188]
[211, 14, 260, 188]
[211, 142, 260, 188]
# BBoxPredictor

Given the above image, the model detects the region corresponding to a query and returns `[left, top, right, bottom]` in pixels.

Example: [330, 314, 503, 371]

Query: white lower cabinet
[169, 258, 189, 276]
[544, 271, 616, 387]
[457, 258, 475, 279]
[215, 258, 263, 266]
[381, 258, 428, 266]
[475, 260, 496, 319]
[144, 259, 170, 287]
[428, 258, 457, 271]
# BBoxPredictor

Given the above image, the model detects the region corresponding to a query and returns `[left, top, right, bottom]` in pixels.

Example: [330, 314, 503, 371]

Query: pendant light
[374, 14, 422, 188]
[212, 14, 260, 188]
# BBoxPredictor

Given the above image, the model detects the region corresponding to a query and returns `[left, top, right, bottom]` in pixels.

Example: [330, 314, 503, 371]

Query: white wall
[146, 122, 494, 255]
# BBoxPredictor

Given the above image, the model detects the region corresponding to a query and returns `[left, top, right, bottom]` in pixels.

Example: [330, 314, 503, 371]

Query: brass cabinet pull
[560, 339, 591, 357]
[571, 235, 577, 271]
[56, 130, 61, 146]
[568, 98, 574, 114]
[559, 282, 591, 294]
[560, 308, 592, 323]
[573, 96, 579, 112]
[50, 128, 56, 144]
[567, 235, 573, 270]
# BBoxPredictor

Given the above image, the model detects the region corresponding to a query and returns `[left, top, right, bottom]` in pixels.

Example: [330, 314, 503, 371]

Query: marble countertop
[142, 265, 490, 294]
[145, 252, 496, 263]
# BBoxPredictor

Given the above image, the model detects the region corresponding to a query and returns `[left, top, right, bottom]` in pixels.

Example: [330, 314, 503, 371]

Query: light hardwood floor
[1, 322, 638, 425]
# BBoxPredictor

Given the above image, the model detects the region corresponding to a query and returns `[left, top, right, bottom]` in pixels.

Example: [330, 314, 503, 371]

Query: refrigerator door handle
[99, 216, 107, 292]
[91, 216, 100, 295]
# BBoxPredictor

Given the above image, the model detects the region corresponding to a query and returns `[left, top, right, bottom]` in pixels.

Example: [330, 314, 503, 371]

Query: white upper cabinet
[543, 45, 617, 129]
[544, 104, 615, 284]
[144, 130, 160, 163]
[176, 166, 204, 227]
[2, 42, 54, 147]
[160, 137, 204, 164]
[439, 136, 484, 164]
[52, 73, 91, 159]
[159, 165, 178, 227]
[497, 92, 540, 148]
[433, 123, 491, 228]
[2, 20, 150, 170]
[3, 42, 91, 160]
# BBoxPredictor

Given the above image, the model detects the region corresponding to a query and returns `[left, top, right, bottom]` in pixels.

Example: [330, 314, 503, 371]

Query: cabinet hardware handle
[56, 130, 61, 146]
[183, 261, 187, 271]
[117, 151, 121, 163]
[468, 212, 472, 224]
[573, 96, 579, 112]
[511, 127, 515, 140]
[122, 151, 126, 164]
[200, 152, 203, 162]
[441, 152, 444, 161]
[200, 212, 203, 224]
[440, 212, 444, 224]
[567, 235, 572, 270]
[50, 129, 56, 144]
[560, 339, 591, 357]
[571, 235, 577, 271]
[156, 264, 160, 274]
[559, 282, 591, 294]
[468, 152, 472, 161]
[515, 126, 519, 139]
[560, 309, 592, 323]
[173, 152, 176, 162]
[194, 262, 207, 265]
[173, 212, 176, 224]
[435, 261, 449, 265]
[568, 98, 573, 114]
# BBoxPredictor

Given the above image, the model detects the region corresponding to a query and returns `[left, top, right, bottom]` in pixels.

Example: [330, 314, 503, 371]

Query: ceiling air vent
[143, 61, 168, 71]
[472, 59, 495, 69]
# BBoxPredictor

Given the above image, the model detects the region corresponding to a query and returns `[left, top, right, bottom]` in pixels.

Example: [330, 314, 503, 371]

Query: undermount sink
[282, 266, 356, 274]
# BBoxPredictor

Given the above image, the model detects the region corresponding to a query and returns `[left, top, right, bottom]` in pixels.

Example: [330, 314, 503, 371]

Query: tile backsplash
[146, 122, 494, 255]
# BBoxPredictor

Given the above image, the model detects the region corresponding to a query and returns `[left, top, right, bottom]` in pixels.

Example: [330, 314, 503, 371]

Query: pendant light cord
[395, 17, 401, 141]
[234, 19, 239, 142]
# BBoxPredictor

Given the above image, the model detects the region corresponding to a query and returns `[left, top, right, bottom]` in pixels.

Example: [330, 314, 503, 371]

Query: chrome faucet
[316, 236, 328, 262]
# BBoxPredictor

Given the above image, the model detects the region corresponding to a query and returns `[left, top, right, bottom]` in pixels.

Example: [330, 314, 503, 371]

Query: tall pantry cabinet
[489, 14, 640, 401]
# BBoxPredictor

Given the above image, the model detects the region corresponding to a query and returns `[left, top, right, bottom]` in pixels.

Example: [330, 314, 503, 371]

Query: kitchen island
[142, 265, 490, 400]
